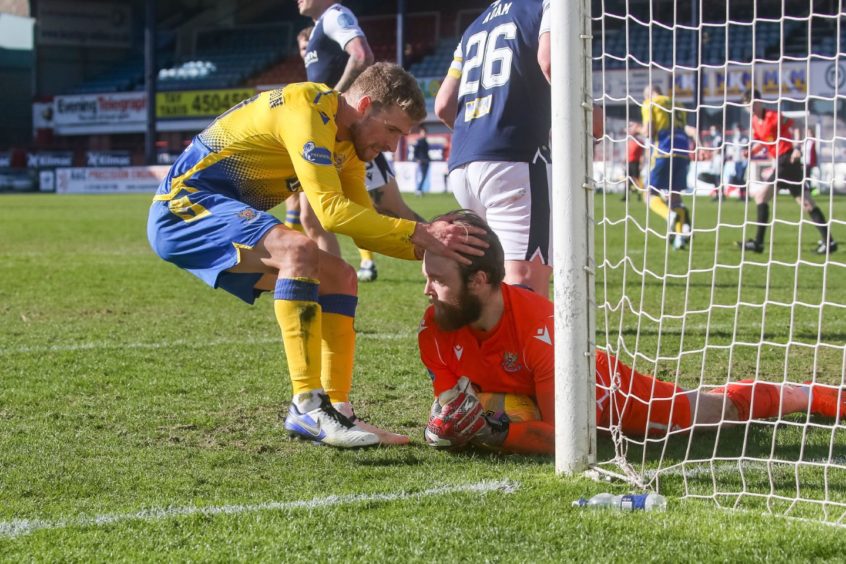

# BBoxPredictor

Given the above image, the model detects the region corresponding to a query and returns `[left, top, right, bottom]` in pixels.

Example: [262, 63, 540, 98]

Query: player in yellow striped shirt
[641, 84, 697, 250]
[147, 63, 488, 448]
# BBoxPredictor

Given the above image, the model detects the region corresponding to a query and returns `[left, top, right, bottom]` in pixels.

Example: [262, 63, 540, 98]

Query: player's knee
[321, 255, 358, 294]
[267, 227, 319, 266]
[337, 260, 358, 294]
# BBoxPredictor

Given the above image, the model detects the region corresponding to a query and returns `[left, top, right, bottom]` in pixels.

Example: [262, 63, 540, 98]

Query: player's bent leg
[736, 183, 773, 252]
[231, 227, 376, 448]
[707, 380, 812, 421]
[299, 192, 342, 257]
[687, 391, 739, 425]
[805, 381, 846, 418]
[796, 192, 837, 253]
[594, 351, 692, 436]
[504, 259, 552, 298]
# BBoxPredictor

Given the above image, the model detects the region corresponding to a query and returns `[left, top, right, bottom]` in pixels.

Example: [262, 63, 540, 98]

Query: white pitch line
[0, 479, 518, 540]
[0, 332, 414, 356]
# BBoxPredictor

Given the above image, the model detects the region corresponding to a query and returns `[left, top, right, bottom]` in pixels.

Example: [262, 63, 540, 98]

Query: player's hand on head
[411, 221, 488, 265]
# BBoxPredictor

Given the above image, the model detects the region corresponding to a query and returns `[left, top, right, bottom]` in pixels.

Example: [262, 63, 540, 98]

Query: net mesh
[591, 0, 846, 525]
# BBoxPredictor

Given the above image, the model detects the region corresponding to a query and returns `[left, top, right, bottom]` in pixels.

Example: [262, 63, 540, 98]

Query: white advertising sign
[809, 60, 846, 98]
[53, 92, 147, 134]
[32, 101, 55, 131]
[597, 62, 809, 105]
[393, 161, 448, 193]
[39, 170, 55, 192]
[55, 166, 169, 194]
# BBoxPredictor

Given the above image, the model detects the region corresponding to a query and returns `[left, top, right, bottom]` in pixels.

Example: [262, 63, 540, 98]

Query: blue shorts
[649, 157, 690, 193]
[147, 191, 281, 304]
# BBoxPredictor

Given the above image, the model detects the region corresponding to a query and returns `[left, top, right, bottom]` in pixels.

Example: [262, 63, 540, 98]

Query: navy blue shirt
[303, 4, 365, 86]
[447, 0, 550, 170]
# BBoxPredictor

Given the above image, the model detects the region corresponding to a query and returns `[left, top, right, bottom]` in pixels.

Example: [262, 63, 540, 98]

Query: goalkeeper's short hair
[430, 209, 506, 288]
[742, 89, 763, 104]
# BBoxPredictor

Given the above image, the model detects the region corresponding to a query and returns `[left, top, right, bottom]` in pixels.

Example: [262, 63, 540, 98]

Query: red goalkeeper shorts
[595, 351, 692, 436]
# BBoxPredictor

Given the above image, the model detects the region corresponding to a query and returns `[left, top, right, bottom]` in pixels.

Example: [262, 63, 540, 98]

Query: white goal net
[590, 1, 846, 524]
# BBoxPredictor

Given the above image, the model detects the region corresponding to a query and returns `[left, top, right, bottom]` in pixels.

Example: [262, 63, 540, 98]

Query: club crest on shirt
[237, 208, 258, 222]
[501, 352, 522, 373]
[301, 141, 332, 165]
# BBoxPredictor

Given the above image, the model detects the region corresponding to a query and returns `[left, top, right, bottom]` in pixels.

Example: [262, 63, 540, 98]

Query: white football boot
[334, 402, 411, 445]
[285, 391, 379, 448]
[357, 260, 378, 282]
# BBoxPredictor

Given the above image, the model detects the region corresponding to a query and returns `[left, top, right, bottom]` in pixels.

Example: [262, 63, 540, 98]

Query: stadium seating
[408, 38, 457, 79]
[593, 12, 804, 70]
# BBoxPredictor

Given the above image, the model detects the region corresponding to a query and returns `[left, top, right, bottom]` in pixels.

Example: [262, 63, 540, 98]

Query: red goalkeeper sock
[805, 381, 846, 418]
[708, 379, 785, 421]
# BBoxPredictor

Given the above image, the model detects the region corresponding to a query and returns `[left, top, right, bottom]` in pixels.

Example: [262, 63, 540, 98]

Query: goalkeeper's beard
[432, 284, 483, 332]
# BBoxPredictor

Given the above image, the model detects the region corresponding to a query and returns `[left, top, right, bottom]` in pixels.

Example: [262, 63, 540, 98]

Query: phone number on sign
[156, 89, 256, 118]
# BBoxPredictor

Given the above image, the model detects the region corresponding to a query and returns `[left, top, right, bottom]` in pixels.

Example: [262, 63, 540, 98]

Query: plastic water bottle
[572, 492, 667, 512]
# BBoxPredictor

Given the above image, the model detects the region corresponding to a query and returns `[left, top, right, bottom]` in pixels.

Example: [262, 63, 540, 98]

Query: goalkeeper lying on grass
[418, 210, 846, 454]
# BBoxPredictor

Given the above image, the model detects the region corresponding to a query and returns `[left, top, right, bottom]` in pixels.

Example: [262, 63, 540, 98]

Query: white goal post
[554, 0, 846, 525]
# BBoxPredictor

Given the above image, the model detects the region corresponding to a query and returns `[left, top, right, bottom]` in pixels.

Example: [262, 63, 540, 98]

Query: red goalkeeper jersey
[418, 284, 691, 453]
[751, 109, 795, 159]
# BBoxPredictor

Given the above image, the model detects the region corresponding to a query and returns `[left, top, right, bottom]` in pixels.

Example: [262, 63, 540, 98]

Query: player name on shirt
[483, 1, 512, 23]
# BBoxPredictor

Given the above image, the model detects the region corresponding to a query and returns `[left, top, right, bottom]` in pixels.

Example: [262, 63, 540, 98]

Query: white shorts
[365, 153, 395, 191]
[447, 160, 552, 264]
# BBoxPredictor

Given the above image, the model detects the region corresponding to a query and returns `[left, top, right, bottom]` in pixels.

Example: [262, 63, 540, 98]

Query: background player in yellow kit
[641, 84, 697, 250]
[147, 63, 488, 448]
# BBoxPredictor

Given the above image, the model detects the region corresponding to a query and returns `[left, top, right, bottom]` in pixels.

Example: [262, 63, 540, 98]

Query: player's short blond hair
[297, 26, 313, 43]
[348, 62, 427, 122]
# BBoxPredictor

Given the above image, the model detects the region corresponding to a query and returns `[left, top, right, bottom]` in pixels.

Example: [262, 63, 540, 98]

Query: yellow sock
[672, 206, 687, 234]
[648, 194, 670, 220]
[359, 248, 373, 264]
[284, 209, 305, 233]
[274, 278, 322, 396]
[318, 295, 358, 404]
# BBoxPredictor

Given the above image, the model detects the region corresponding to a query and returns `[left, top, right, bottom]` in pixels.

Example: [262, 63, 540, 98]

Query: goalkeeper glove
[424, 376, 509, 449]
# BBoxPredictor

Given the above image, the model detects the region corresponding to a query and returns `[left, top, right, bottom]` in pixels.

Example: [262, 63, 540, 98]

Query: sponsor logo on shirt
[501, 352, 523, 373]
[269, 89, 285, 109]
[303, 51, 318, 67]
[464, 95, 492, 122]
[301, 141, 332, 165]
[337, 12, 355, 29]
[534, 326, 552, 345]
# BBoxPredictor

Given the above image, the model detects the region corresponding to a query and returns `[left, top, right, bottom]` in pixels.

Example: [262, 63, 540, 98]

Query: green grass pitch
[1, 192, 845, 560]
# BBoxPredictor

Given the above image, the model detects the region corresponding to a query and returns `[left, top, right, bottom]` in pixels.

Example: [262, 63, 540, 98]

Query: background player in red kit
[739, 89, 836, 255]
[625, 121, 645, 201]
[418, 211, 846, 454]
